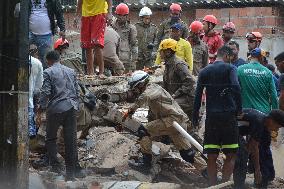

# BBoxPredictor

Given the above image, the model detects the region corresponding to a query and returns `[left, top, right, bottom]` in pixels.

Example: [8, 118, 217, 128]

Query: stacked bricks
[196, 7, 284, 37]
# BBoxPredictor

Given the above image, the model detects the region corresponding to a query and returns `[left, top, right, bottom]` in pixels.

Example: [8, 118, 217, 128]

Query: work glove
[147, 43, 154, 50]
[122, 109, 135, 122]
[192, 111, 199, 129]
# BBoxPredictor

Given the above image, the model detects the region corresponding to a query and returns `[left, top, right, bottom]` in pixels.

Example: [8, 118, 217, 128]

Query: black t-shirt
[279, 74, 284, 91]
[239, 108, 271, 147]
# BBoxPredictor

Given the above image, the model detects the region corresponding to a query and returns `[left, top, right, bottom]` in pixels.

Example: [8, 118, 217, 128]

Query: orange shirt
[82, 0, 108, 17]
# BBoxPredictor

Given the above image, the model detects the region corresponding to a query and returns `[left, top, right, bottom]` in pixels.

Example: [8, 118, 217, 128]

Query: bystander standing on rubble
[135, 7, 157, 70]
[274, 52, 284, 110]
[193, 46, 242, 186]
[113, 3, 138, 73]
[29, 45, 43, 138]
[202, 15, 224, 64]
[54, 38, 84, 74]
[237, 48, 278, 187]
[246, 32, 262, 58]
[222, 22, 236, 44]
[227, 40, 246, 68]
[156, 23, 193, 73]
[154, 3, 189, 47]
[188, 21, 208, 76]
[158, 38, 196, 120]
[103, 16, 125, 75]
[77, 0, 112, 77]
[29, 0, 66, 69]
[38, 50, 85, 181]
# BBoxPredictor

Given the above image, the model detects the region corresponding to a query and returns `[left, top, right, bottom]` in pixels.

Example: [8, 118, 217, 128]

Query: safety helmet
[139, 6, 152, 17]
[246, 32, 262, 42]
[170, 3, 182, 14]
[189, 21, 203, 33]
[223, 22, 236, 32]
[203, 15, 218, 25]
[128, 70, 150, 89]
[54, 38, 69, 50]
[159, 38, 178, 52]
[115, 3, 129, 15]
[250, 48, 268, 58]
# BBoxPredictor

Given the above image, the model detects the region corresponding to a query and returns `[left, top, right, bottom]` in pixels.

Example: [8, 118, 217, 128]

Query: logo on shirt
[243, 68, 266, 75]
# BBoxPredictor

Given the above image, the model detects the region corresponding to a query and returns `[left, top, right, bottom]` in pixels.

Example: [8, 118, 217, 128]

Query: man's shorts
[204, 112, 239, 154]
[81, 14, 106, 48]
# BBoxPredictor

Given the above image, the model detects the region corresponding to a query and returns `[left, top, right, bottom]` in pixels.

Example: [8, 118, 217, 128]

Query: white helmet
[128, 71, 150, 89]
[139, 6, 152, 17]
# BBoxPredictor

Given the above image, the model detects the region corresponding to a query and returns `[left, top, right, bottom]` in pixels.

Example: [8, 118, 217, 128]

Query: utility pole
[0, 0, 29, 188]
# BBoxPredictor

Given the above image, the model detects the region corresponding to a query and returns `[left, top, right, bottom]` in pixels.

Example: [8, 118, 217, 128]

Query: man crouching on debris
[192, 45, 242, 186]
[234, 109, 284, 189]
[38, 50, 85, 181]
[108, 70, 195, 171]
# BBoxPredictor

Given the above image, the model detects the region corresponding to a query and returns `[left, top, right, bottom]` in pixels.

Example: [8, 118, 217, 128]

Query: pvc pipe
[173, 121, 204, 155]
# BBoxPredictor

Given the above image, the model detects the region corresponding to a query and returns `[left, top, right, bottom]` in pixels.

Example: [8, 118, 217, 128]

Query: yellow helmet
[159, 38, 177, 52]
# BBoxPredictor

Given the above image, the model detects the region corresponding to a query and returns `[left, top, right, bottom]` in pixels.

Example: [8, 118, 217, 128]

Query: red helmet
[203, 15, 218, 25]
[115, 3, 129, 15]
[246, 32, 262, 42]
[223, 22, 236, 32]
[54, 38, 69, 50]
[170, 3, 182, 14]
[189, 21, 203, 33]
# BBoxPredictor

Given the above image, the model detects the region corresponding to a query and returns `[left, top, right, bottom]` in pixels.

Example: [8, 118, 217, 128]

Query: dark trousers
[46, 108, 78, 177]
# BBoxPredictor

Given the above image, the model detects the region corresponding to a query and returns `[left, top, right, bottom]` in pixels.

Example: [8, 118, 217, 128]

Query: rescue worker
[155, 3, 189, 47]
[193, 46, 242, 186]
[155, 23, 193, 72]
[274, 52, 284, 110]
[227, 40, 246, 68]
[103, 16, 125, 75]
[222, 22, 236, 44]
[135, 7, 157, 70]
[54, 38, 84, 74]
[202, 15, 224, 64]
[233, 109, 284, 189]
[105, 71, 195, 170]
[158, 38, 196, 119]
[113, 3, 138, 73]
[188, 21, 208, 76]
[246, 32, 262, 57]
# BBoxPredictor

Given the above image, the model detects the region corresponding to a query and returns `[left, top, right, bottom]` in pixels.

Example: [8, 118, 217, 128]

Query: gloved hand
[147, 43, 154, 50]
[122, 109, 135, 122]
[192, 111, 199, 129]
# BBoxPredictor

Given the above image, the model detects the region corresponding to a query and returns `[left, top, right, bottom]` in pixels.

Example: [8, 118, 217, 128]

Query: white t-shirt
[29, 0, 52, 35]
[29, 56, 43, 108]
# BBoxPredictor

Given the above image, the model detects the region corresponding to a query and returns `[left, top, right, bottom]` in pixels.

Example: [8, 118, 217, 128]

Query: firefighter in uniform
[202, 15, 224, 64]
[188, 21, 209, 76]
[113, 3, 138, 73]
[222, 22, 236, 44]
[135, 7, 157, 70]
[246, 31, 262, 58]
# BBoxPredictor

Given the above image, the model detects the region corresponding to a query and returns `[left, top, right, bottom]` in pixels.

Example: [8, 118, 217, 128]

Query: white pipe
[173, 121, 204, 155]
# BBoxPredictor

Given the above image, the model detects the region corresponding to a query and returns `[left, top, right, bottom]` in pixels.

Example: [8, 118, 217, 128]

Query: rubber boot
[179, 148, 196, 163]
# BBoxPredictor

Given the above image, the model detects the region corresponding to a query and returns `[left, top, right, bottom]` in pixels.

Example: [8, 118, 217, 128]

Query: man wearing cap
[222, 22, 236, 44]
[156, 23, 193, 72]
[113, 3, 138, 73]
[202, 15, 224, 64]
[135, 7, 157, 70]
[188, 21, 208, 76]
[234, 109, 284, 188]
[237, 48, 278, 187]
[274, 52, 284, 110]
[154, 3, 189, 47]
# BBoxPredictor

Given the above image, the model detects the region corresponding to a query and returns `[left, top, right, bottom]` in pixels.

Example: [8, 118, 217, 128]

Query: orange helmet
[54, 38, 69, 50]
[189, 21, 203, 33]
[115, 3, 129, 15]
[170, 3, 182, 14]
[203, 15, 218, 25]
[223, 22, 236, 32]
[246, 32, 262, 42]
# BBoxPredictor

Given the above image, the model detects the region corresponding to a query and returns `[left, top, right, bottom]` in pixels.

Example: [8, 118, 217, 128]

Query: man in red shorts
[77, 0, 112, 77]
